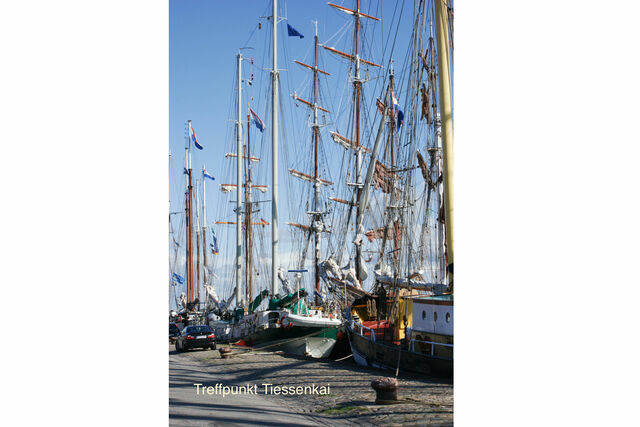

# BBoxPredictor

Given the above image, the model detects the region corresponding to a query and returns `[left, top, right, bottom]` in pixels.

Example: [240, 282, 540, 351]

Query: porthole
[422, 310, 426, 320]
[446, 312, 451, 323]
[433, 311, 438, 322]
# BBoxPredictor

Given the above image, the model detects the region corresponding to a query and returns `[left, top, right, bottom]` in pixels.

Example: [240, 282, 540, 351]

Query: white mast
[357, 89, 389, 229]
[195, 179, 201, 306]
[236, 52, 244, 306]
[202, 164, 208, 289]
[271, 0, 279, 296]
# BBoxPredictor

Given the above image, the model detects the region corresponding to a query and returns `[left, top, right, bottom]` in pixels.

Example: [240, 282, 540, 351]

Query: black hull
[348, 327, 453, 378]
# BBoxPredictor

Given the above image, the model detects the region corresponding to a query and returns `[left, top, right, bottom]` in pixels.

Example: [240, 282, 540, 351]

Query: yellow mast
[435, 0, 453, 289]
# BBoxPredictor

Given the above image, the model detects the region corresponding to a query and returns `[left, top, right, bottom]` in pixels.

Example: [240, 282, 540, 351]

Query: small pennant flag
[190, 123, 203, 150]
[172, 273, 184, 285]
[203, 169, 215, 181]
[249, 108, 265, 133]
[287, 24, 304, 39]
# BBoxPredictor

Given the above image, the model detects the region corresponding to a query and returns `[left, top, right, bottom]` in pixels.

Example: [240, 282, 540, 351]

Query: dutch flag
[203, 169, 215, 181]
[190, 123, 203, 150]
[250, 108, 266, 133]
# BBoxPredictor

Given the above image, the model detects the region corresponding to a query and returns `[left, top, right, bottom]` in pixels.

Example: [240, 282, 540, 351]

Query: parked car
[169, 323, 180, 342]
[175, 325, 216, 352]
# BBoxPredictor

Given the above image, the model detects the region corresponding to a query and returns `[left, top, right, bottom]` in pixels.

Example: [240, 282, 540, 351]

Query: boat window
[422, 310, 426, 320]
[433, 311, 438, 322]
[446, 312, 451, 323]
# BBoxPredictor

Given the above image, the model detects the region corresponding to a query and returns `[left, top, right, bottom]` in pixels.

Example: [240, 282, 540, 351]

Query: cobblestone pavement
[170, 344, 453, 426]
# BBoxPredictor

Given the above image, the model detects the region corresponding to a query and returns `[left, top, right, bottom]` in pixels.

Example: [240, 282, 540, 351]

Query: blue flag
[203, 169, 215, 181]
[392, 91, 404, 128]
[287, 24, 304, 39]
[172, 273, 184, 285]
[210, 230, 219, 255]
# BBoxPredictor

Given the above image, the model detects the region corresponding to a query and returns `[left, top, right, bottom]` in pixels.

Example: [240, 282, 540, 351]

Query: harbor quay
[169, 344, 453, 426]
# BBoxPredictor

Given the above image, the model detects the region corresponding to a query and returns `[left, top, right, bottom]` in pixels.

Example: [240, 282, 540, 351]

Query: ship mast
[326, 1, 381, 287]
[195, 179, 201, 308]
[185, 121, 194, 305]
[291, 22, 331, 305]
[271, 0, 279, 296]
[236, 52, 244, 306]
[313, 22, 321, 303]
[201, 164, 208, 297]
[389, 64, 400, 267]
[245, 109, 254, 303]
[353, 0, 364, 286]
[434, 0, 453, 289]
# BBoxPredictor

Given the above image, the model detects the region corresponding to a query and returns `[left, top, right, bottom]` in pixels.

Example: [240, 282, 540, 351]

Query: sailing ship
[280, 0, 453, 376]
[169, 120, 214, 329]
[170, 0, 454, 370]
[205, 0, 341, 358]
[341, 0, 453, 377]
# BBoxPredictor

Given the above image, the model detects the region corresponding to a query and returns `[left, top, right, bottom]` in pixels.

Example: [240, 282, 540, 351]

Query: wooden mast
[291, 22, 332, 304]
[312, 23, 321, 305]
[354, 0, 363, 286]
[245, 110, 254, 304]
[195, 179, 201, 308]
[326, 1, 380, 288]
[201, 165, 208, 301]
[185, 121, 194, 304]
[389, 65, 400, 266]
[434, 0, 453, 289]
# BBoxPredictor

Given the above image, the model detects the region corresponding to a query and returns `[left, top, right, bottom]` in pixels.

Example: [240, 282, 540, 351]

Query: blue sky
[169, 0, 422, 306]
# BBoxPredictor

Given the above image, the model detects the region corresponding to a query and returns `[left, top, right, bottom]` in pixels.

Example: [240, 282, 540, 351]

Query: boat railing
[351, 320, 376, 342]
[409, 339, 454, 356]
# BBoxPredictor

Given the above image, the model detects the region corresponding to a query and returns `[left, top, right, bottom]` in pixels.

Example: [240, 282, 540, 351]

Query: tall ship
[304, 0, 455, 376]
[203, 0, 342, 358]
[169, 0, 454, 370]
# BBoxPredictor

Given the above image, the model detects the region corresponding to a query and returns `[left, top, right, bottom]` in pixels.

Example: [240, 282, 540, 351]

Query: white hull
[253, 335, 337, 358]
[282, 313, 342, 328]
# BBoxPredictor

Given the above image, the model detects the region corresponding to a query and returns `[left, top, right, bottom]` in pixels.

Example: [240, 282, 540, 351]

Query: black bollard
[371, 377, 399, 404]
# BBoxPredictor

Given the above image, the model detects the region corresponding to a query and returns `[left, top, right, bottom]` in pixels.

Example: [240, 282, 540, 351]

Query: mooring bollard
[219, 347, 232, 359]
[371, 377, 399, 404]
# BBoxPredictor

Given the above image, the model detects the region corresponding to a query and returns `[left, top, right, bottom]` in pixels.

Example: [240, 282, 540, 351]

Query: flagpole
[271, 0, 279, 296]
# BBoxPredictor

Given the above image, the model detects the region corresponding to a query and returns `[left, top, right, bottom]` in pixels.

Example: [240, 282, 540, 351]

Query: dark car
[175, 325, 216, 352]
[169, 323, 180, 342]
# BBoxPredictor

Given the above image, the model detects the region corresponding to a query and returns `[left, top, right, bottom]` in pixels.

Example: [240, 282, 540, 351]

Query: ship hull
[244, 325, 339, 358]
[347, 325, 453, 377]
